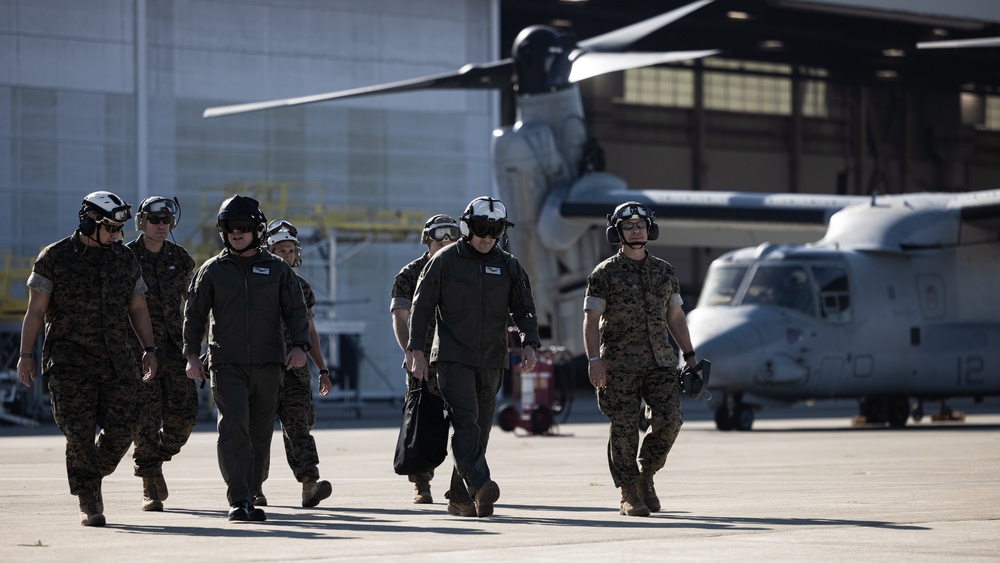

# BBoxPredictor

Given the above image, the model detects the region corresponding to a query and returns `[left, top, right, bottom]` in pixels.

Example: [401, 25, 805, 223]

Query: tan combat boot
[620, 485, 651, 517]
[151, 474, 169, 501]
[302, 479, 333, 508]
[79, 492, 106, 527]
[446, 500, 476, 517]
[637, 471, 660, 513]
[142, 476, 164, 511]
[413, 480, 432, 504]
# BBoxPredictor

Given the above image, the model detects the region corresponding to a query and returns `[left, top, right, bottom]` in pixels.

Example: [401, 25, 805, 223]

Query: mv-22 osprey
[204, 0, 1000, 430]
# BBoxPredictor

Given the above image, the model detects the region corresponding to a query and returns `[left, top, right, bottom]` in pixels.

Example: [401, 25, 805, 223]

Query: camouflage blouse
[27, 235, 147, 379]
[584, 250, 683, 372]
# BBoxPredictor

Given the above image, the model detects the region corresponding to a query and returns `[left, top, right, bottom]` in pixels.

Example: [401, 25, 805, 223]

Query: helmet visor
[223, 220, 258, 234]
[428, 224, 460, 242]
[469, 219, 506, 239]
[106, 205, 131, 223]
[267, 218, 298, 237]
[145, 198, 179, 216]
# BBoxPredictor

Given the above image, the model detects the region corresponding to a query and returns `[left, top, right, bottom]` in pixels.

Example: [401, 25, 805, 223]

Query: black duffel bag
[392, 380, 450, 475]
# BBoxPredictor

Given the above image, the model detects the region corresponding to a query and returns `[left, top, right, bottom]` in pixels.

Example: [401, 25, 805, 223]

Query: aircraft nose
[688, 307, 765, 391]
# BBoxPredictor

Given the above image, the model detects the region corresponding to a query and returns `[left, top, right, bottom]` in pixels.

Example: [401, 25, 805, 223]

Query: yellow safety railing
[0, 250, 33, 323]
[1, 182, 429, 321]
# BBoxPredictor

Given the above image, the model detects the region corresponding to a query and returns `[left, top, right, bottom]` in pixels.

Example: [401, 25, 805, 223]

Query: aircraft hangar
[500, 0, 1000, 282]
[1, 0, 999, 406]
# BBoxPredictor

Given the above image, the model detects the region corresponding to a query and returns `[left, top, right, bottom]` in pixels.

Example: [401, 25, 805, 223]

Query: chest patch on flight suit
[484, 266, 501, 275]
[252, 266, 271, 275]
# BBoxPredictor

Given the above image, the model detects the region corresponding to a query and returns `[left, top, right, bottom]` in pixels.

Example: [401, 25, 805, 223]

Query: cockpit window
[742, 265, 816, 316]
[812, 266, 851, 322]
[697, 265, 748, 307]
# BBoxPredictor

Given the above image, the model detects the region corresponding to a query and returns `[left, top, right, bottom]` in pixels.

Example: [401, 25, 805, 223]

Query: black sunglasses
[147, 215, 172, 225]
[102, 222, 124, 234]
[469, 220, 505, 239]
[224, 220, 258, 234]
[621, 220, 647, 231]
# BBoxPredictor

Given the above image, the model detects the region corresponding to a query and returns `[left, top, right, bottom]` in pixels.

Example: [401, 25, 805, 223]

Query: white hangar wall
[0, 0, 499, 399]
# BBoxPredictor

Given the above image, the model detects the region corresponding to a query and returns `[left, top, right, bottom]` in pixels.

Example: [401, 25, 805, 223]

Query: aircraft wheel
[734, 404, 755, 431]
[886, 396, 909, 428]
[529, 405, 554, 434]
[911, 402, 923, 423]
[714, 405, 734, 431]
[497, 404, 519, 432]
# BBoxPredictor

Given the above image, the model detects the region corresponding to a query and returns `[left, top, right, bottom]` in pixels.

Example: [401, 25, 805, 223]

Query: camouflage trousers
[269, 369, 322, 484]
[404, 366, 442, 485]
[48, 361, 137, 497]
[597, 367, 683, 489]
[132, 350, 199, 477]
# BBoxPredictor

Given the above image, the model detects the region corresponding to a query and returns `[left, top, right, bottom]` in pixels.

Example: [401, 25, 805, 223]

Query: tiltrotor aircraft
[204, 0, 1000, 430]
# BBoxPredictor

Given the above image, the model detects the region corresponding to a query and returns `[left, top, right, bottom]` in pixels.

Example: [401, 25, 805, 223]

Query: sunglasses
[146, 215, 173, 225]
[428, 225, 460, 242]
[621, 220, 647, 231]
[224, 220, 258, 234]
[469, 220, 505, 239]
[102, 222, 124, 234]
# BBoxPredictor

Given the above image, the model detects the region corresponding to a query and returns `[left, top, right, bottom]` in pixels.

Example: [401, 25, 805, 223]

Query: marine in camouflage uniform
[390, 213, 459, 504]
[17, 191, 158, 527]
[127, 196, 198, 512]
[583, 201, 698, 517]
[259, 219, 334, 508]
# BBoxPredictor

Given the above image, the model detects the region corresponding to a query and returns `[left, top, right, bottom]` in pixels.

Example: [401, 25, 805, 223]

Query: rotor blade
[917, 37, 1000, 49]
[203, 59, 513, 118]
[569, 50, 719, 83]
[577, 0, 715, 52]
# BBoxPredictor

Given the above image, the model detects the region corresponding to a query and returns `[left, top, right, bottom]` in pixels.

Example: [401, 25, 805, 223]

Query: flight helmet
[421, 214, 461, 245]
[78, 191, 132, 237]
[135, 196, 180, 230]
[266, 218, 302, 266]
[606, 200, 659, 245]
[460, 197, 514, 239]
[216, 195, 267, 251]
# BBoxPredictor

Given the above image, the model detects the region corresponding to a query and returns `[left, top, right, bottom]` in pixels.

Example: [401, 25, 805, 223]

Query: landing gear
[714, 394, 755, 431]
[856, 395, 910, 427]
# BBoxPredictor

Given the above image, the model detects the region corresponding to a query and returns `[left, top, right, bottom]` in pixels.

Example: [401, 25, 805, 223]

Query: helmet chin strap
[619, 226, 646, 250]
[82, 228, 115, 248]
[228, 233, 261, 255]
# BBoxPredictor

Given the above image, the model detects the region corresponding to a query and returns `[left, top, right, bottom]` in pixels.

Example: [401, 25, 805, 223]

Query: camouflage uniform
[27, 236, 146, 499]
[584, 250, 684, 489]
[268, 274, 324, 484]
[390, 252, 443, 486]
[127, 236, 198, 479]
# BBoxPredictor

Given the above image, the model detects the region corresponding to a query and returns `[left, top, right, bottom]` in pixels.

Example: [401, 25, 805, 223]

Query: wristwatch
[292, 341, 311, 353]
[144, 346, 159, 355]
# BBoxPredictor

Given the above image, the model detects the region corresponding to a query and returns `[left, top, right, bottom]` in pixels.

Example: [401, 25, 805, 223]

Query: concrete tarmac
[1, 398, 998, 562]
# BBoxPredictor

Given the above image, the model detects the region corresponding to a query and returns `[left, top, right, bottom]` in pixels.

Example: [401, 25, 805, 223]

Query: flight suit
[127, 236, 198, 479]
[184, 248, 309, 507]
[585, 250, 684, 489]
[28, 236, 146, 500]
[409, 239, 540, 504]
